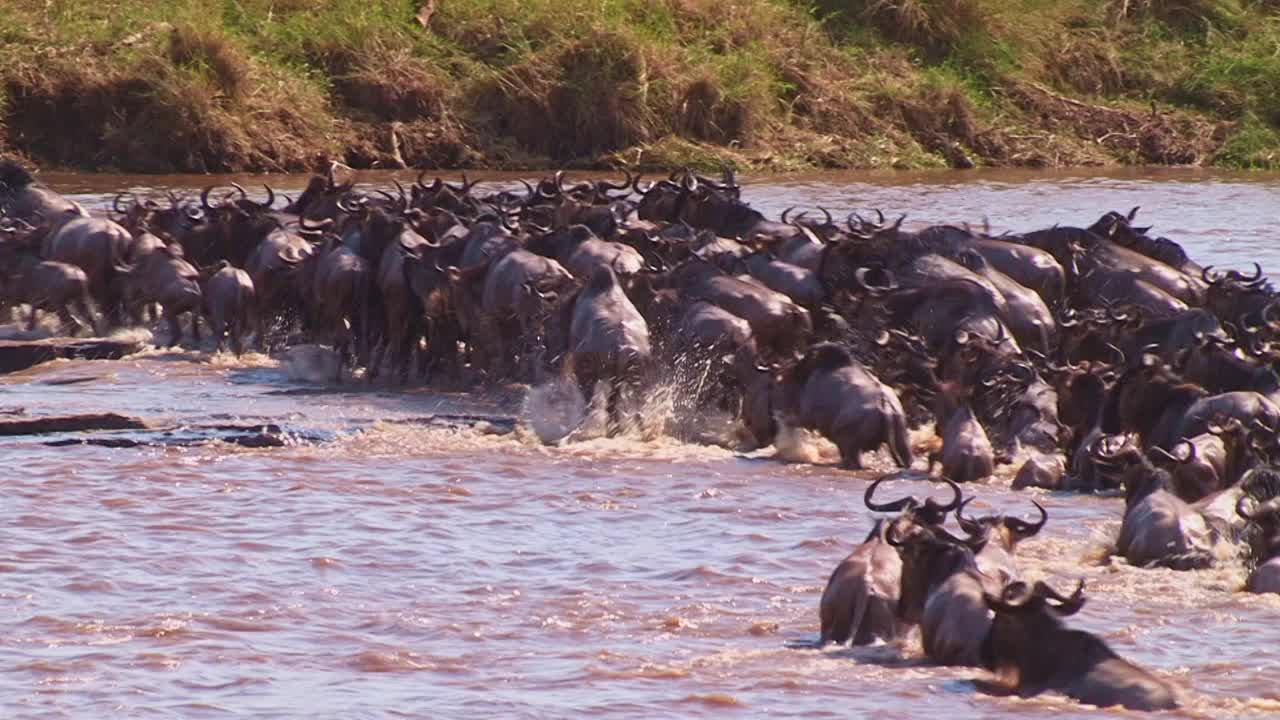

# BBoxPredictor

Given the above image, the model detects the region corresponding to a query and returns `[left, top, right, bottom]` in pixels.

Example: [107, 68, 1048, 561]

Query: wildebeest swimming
[4, 157, 1279, 709]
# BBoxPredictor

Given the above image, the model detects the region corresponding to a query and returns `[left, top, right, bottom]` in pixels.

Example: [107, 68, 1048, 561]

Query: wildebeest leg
[605, 380, 624, 437]
[210, 312, 227, 354]
[837, 439, 865, 469]
[74, 293, 101, 337]
[229, 315, 245, 356]
[255, 313, 267, 353]
[334, 332, 347, 384]
[366, 340, 384, 383]
[58, 307, 81, 337]
[166, 309, 182, 347]
[27, 308, 40, 332]
[397, 327, 415, 385]
[190, 312, 201, 343]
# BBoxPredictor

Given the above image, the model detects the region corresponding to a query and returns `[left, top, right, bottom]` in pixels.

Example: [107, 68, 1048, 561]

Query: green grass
[1, 0, 1279, 171]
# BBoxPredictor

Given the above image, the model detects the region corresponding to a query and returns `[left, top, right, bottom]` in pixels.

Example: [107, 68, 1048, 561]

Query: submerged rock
[0, 412, 148, 436]
[0, 337, 146, 374]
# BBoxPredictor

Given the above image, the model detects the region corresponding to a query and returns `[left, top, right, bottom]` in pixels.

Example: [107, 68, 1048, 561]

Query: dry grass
[167, 24, 250, 102]
[1042, 29, 1131, 96]
[3, 52, 331, 172]
[818, 0, 989, 54]
[1108, 0, 1241, 31]
[307, 39, 447, 122]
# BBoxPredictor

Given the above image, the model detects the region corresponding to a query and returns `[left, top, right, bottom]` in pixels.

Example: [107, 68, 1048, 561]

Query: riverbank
[1, 1, 1278, 174]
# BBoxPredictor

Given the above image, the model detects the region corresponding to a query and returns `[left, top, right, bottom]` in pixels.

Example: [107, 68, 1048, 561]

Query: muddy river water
[4, 168, 1280, 718]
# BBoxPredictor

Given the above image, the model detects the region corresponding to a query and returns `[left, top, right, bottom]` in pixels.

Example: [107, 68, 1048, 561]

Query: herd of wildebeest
[3, 156, 1279, 710]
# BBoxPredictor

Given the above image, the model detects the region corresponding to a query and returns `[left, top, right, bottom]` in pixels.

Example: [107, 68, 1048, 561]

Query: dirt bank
[1, 1, 1276, 173]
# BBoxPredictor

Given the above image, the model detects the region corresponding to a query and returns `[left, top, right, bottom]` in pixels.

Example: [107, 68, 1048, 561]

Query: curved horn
[781, 206, 795, 224]
[259, 184, 276, 209]
[298, 216, 333, 232]
[1007, 500, 1048, 539]
[112, 192, 133, 214]
[199, 185, 218, 211]
[1263, 300, 1280, 330]
[1106, 343, 1127, 367]
[864, 476, 917, 513]
[1202, 265, 1223, 286]
[819, 207, 834, 226]
[955, 496, 983, 537]
[1148, 441, 1192, 464]
[392, 179, 408, 209]
[229, 182, 250, 202]
[1036, 579, 1087, 616]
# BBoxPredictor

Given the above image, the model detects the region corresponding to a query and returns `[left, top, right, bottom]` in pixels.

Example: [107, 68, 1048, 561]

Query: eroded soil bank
[1, 1, 1278, 174]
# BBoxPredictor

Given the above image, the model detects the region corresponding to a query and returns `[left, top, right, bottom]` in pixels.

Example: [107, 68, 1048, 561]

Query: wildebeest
[659, 256, 812, 358]
[954, 497, 1047, 582]
[819, 477, 962, 646]
[930, 387, 996, 483]
[545, 266, 652, 434]
[766, 342, 912, 469]
[200, 261, 256, 356]
[302, 235, 371, 380]
[113, 244, 203, 346]
[1237, 471, 1280, 594]
[1113, 451, 1225, 570]
[1103, 357, 1280, 454]
[980, 579, 1180, 710]
[0, 224, 99, 336]
[887, 520, 997, 667]
[459, 249, 575, 379]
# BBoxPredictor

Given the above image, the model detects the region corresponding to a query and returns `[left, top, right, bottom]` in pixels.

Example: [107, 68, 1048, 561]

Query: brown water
[4, 169, 1280, 719]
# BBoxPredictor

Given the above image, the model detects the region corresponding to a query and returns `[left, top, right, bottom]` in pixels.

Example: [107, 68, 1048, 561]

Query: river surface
[4, 169, 1280, 719]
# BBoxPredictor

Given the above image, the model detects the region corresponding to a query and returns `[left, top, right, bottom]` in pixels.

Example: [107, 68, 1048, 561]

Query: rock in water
[0, 337, 147, 374]
[0, 413, 149, 436]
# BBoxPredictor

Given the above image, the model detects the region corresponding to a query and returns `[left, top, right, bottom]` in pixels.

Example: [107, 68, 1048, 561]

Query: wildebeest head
[863, 475, 964, 527]
[1118, 452, 1176, 510]
[886, 521, 986, 625]
[1100, 359, 1205, 438]
[956, 497, 1048, 551]
[981, 579, 1087, 669]
[680, 184, 763, 239]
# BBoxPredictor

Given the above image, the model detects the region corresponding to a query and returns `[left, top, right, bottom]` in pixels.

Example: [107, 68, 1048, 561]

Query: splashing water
[521, 376, 588, 444]
[279, 344, 343, 384]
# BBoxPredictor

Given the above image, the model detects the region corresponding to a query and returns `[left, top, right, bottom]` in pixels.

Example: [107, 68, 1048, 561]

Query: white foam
[521, 376, 589, 445]
[279, 344, 342, 384]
